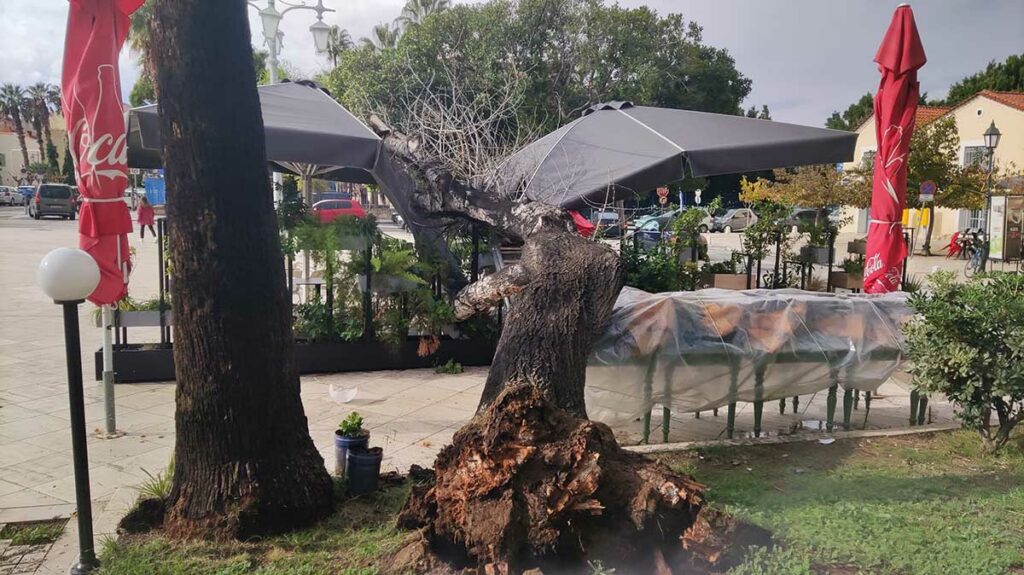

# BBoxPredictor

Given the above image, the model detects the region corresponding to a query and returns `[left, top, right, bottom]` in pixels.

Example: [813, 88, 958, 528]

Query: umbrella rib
[617, 109, 686, 153]
[521, 117, 585, 199]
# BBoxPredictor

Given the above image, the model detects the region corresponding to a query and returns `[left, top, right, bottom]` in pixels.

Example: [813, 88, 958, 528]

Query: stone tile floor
[0, 207, 959, 573]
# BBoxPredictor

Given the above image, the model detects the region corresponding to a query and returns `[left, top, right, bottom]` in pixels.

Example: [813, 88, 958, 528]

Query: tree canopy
[825, 92, 873, 131]
[323, 0, 751, 138]
[937, 53, 1024, 106]
[739, 164, 870, 209]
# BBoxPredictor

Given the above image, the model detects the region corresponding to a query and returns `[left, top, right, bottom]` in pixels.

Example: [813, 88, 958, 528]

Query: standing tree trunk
[12, 110, 30, 171]
[148, 0, 332, 539]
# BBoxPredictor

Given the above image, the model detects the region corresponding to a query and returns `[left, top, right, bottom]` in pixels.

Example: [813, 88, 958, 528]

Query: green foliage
[838, 257, 863, 275]
[704, 251, 745, 275]
[0, 521, 66, 546]
[62, 145, 76, 185]
[276, 176, 307, 232]
[435, 359, 463, 374]
[324, 0, 750, 139]
[668, 431, 1024, 574]
[621, 241, 680, 293]
[129, 73, 156, 107]
[906, 116, 985, 209]
[905, 272, 1024, 451]
[741, 201, 790, 259]
[338, 412, 366, 437]
[136, 458, 174, 501]
[825, 92, 873, 130]
[933, 53, 1024, 106]
[900, 273, 925, 294]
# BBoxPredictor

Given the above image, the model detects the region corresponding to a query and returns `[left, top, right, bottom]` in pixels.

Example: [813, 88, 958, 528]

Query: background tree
[27, 83, 56, 165]
[129, 74, 156, 107]
[825, 92, 874, 130]
[147, 0, 332, 538]
[397, 0, 451, 28]
[0, 84, 31, 169]
[359, 22, 401, 51]
[327, 0, 750, 137]
[323, 26, 353, 67]
[62, 144, 76, 186]
[740, 164, 871, 212]
[935, 53, 1023, 106]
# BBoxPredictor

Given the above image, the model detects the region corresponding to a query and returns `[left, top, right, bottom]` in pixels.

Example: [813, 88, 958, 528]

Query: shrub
[338, 412, 366, 438]
[904, 271, 1024, 452]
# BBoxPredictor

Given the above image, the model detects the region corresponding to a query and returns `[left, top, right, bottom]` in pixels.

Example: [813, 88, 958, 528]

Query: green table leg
[843, 388, 854, 431]
[695, 411, 701, 419]
[713, 408, 719, 417]
[726, 358, 740, 439]
[640, 352, 659, 444]
[753, 362, 766, 437]
[779, 398, 786, 414]
[792, 396, 799, 413]
[826, 370, 838, 433]
[853, 389, 860, 410]
[909, 390, 920, 427]
[917, 395, 928, 426]
[863, 390, 872, 429]
[662, 406, 671, 443]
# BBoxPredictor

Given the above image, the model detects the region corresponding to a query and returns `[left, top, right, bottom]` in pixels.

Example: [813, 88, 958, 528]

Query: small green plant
[839, 257, 864, 274]
[338, 412, 367, 438]
[703, 251, 745, 275]
[136, 457, 174, 501]
[0, 521, 66, 545]
[901, 272, 925, 294]
[435, 359, 464, 374]
[742, 201, 791, 260]
[905, 271, 1024, 452]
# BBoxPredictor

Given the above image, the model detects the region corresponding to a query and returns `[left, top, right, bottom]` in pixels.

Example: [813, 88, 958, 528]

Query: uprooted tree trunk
[369, 118, 721, 573]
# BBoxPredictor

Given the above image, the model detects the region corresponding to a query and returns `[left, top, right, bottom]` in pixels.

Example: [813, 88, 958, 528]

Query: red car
[311, 199, 366, 223]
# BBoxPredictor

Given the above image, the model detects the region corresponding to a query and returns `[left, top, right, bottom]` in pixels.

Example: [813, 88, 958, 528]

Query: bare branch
[453, 263, 530, 320]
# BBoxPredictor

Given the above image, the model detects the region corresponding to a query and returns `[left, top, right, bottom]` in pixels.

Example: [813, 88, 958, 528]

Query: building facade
[840, 90, 1024, 246]
[0, 114, 67, 186]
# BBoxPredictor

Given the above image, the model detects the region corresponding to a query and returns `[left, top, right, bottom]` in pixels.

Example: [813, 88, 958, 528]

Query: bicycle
[963, 232, 987, 278]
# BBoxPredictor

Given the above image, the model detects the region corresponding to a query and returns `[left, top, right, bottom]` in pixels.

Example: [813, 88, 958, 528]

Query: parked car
[28, 184, 77, 220]
[0, 186, 21, 206]
[782, 208, 833, 234]
[311, 199, 366, 223]
[712, 208, 758, 233]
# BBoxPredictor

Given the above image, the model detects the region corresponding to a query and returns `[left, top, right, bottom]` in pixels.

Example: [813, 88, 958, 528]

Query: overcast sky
[1, 0, 1021, 127]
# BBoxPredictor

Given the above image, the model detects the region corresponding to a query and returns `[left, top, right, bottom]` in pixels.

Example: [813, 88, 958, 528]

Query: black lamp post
[37, 248, 102, 575]
[981, 121, 1002, 270]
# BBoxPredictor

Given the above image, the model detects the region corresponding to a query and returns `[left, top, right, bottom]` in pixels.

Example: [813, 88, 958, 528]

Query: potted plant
[699, 251, 748, 290]
[830, 258, 864, 290]
[354, 248, 425, 294]
[799, 219, 835, 265]
[334, 411, 369, 477]
[346, 446, 384, 495]
[847, 237, 866, 255]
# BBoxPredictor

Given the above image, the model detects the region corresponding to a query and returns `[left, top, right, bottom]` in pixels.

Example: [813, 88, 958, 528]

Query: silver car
[0, 186, 22, 206]
[28, 184, 76, 220]
[712, 208, 758, 233]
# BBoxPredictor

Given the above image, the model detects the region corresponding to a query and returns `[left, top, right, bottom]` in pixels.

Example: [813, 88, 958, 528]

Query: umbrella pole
[101, 304, 117, 436]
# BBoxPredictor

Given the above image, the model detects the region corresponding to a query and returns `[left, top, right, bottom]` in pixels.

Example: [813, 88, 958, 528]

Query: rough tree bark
[370, 118, 718, 573]
[148, 0, 333, 539]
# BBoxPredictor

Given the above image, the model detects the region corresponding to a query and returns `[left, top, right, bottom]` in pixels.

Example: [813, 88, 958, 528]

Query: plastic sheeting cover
[586, 287, 910, 425]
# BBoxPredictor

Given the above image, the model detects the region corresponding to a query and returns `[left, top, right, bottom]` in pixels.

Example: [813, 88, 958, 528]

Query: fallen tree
[367, 100, 723, 571]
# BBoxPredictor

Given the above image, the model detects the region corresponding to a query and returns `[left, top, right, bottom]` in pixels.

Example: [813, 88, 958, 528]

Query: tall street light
[981, 121, 1002, 270]
[37, 248, 101, 575]
[249, 0, 335, 85]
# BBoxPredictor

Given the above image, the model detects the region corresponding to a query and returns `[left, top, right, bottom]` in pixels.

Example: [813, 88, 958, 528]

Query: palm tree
[128, 3, 155, 76]
[27, 83, 55, 165]
[359, 22, 400, 51]
[0, 84, 31, 170]
[46, 84, 62, 116]
[397, 0, 450, 28]
[324, 25, 353, 67]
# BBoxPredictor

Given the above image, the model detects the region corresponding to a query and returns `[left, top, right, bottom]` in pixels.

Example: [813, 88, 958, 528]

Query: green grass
[0, 520, 67, 545]
[658, 430, 1024, 575]
[96, 481, 410, 575]
[96, 431, 1024, 574]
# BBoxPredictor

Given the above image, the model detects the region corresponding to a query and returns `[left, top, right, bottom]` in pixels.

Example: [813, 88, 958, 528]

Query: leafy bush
[904, 271, 1024, 451]
[621, 242, 680, 293]
[839, 257, 864, 274]
[742, 201, 790, 260]
[338, 412, 366, 438]
[435, 359, 464, 374]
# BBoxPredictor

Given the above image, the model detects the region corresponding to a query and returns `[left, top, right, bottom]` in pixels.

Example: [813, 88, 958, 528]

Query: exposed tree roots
[394, 385, 746, 574]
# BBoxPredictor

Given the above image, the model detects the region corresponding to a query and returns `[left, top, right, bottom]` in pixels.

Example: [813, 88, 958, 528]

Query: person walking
[137, 195, 156, 239]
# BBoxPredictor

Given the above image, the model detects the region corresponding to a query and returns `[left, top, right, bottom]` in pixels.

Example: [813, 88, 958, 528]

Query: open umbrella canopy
[497, 101, 857, 209]
[127, 81, 381, 183]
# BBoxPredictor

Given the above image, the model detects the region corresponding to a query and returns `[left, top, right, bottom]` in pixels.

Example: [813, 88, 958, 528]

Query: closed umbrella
[63, 0, 142, 305]
[864, 4, 926, 293]
[497, 102, 857, 209]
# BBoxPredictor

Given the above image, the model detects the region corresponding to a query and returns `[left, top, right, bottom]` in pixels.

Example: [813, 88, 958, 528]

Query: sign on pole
[694, 189, 702, 205]
[918, 180, 936, 203]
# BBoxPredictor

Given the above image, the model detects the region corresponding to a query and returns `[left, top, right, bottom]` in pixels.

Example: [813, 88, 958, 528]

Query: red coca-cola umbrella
[864, 4, 926, 293]
[62, 0, 144, 304]
[569, 210, 596, 238]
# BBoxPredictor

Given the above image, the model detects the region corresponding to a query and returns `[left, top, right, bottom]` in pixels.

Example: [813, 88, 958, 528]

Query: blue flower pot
[334, 431, 369, 477]
[345, 447, 383, 495]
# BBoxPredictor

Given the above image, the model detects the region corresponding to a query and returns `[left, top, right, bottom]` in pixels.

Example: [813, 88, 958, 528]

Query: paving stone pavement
[0, 207, 958, 573]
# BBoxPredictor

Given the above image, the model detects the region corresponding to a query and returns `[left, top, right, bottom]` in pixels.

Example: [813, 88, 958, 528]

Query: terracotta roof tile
[915, 106, 952, 125]
[978, 90, 1024, 112]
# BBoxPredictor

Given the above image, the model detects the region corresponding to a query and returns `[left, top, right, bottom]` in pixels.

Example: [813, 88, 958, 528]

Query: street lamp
[247, 0, 335, 85]
[981, 121, 1001, 270]
[37, 248, 101, 575]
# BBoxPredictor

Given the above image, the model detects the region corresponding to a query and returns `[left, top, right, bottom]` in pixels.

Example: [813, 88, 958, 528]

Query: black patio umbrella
[126, 81, 382, 184]
[496, 101, 858, 209]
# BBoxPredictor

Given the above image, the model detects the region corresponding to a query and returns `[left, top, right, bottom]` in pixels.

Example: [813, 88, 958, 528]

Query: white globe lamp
[37, 248, 100, 303]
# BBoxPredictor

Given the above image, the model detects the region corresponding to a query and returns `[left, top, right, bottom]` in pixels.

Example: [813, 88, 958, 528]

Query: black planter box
[96, 336, 496, 383]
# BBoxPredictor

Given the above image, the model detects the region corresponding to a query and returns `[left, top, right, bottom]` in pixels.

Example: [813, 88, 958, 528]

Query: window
[960, 209, 985, 230]
[339, 201, 352, 209]
[963, 146, 987, 167]
[39, 185, 71, 199]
